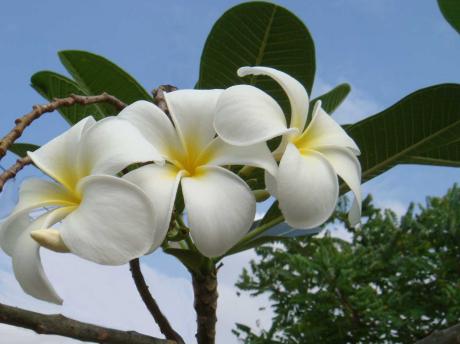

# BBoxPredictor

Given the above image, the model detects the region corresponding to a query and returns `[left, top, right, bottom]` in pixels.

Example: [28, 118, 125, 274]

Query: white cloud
[0, 247, 271, 344]
[313, 77, 380, 124]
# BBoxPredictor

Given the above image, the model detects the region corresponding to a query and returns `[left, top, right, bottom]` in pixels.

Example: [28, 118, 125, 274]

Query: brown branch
[192, 265, 218, 344]
[0, 302, 171, 344]
[415, 323, 460, 344]
[152, 85, 178, 117]
[129, 259, 185, 344]
[0, 156, 32, 192]
[0, 93, 126, 161]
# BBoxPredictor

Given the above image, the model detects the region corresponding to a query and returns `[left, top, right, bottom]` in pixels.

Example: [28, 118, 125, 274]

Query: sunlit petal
[12, 207, 72, 305]
[202, 137, 278, 177]
[78, 117, 164, 176]
[165, 89, 222, 153]
[215, 85, 294, 146]
[118, 100, 183, 159]
[12, 178, 79, 214]
[238, 66, 309, 131]
[0, 179, 78, 252]
[28, 117, 95, 190]
[124, 164, 184, 250]
[181, 166, 255, 257]
[59, 175, 157, 265]
[317, 147, 362, 226]
[277, 144, 339, 228]
[297, 102, 360, 154]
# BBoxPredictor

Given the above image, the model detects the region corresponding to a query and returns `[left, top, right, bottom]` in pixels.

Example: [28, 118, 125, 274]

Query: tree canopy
[235, 185, 460, 343]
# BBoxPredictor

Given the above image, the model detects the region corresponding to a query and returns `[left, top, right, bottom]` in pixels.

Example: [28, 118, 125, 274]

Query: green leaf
[163, 248, 204, 272]
[260, 201, 282, 227]
[346, 84, 460, 183]
[438, 0, 460, 34]
[58, 50, 152, 114]
[197, 2, 315, 113]
[8, 143, 40, 158]
[402, 139, 460, 167]
[227, 235, 291, 256]
[228, 224, 320, 256]
[31, 71, 105, 124]
[311, 83, 351, 114]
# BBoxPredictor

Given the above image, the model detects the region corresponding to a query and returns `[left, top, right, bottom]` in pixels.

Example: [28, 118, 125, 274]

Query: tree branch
[0, 302, 171, 344]
[0, 156, 32, 192]
[152, 85, 178, 117]
[129, 259, 185, 344]
[0, 93, 126, 161]
[415, 323, 460, 344]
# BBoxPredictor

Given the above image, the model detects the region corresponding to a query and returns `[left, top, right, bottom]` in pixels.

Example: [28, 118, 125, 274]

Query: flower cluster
[0, 67, 361, 304]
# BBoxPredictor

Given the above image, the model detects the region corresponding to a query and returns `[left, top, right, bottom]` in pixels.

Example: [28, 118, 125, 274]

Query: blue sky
[0, 1, 459, 343]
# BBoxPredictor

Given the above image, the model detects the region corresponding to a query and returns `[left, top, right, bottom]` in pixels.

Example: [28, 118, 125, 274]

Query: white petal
[238, 66, 309, 131]
[264, 169, 278, 198]
[117, 100, 183, 159]
[28, 117, 95, 190]
[124, 164, 183, 250]
[181, 166, 255, 257]
[78, 117, 164, 176]
[165, 89, 222, 153]
[215, 85, 294, 146]
[297, 102, 360, 154]
[0, 212, 31, 257]
[12, 207, 72, 305]
[317, 147, 362, 226]
[12, 178, 78, 214]
[277, 144, 339, 228]
[202, 138, 278, 176]
[0, 179, 78, 255]
[59, 175, 157, 265]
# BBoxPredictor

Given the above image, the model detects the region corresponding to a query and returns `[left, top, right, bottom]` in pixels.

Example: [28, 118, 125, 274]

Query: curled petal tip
[237, 66, 251, 77]
[30, 229, 70, 253]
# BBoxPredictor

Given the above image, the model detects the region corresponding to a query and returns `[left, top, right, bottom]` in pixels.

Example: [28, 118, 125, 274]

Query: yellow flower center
[167, 141, 214, 177]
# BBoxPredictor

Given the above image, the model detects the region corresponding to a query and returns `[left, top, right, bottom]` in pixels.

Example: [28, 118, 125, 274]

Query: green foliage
[438, 0, 460, 34]
[197, 2, 315, 114]
[403, 138, 460, 168]
[346, 84, 460, 183]
[8, 143, 39, 158]
[31, 71, 105, 124]
[58, 50, 152, 113]
[235, 186, 460, 343]
[31, 51, 153, 125]
[163, 248, 205, 272]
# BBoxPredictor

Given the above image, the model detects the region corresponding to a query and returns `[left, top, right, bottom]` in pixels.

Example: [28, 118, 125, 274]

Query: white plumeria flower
[119, 92, 277, 257]
[0, 116, 163, 304]
[214, 66, 362, 229]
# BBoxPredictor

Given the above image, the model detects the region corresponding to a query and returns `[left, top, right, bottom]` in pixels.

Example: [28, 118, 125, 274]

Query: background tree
[235, 185, 460, 343]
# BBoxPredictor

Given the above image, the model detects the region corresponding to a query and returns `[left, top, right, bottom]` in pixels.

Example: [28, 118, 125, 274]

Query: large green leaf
[59, 50, 152, 114]
[197, 2, 315, 113]
[347, 84, 460, 183]
[438, 0, 460, 34]
[8, 143, 40, 158]
[311, 83, 351, 114]
[31, 71, 105, 124]
[402, 139, 460, 167]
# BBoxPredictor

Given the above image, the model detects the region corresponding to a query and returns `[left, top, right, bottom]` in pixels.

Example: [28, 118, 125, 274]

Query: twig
[0, 156, 32, 192]
[0, 302, 171, 344]
[129, 259, 185, 344]
[0, 93, 126, 161]
[152, 85, 178, 116]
